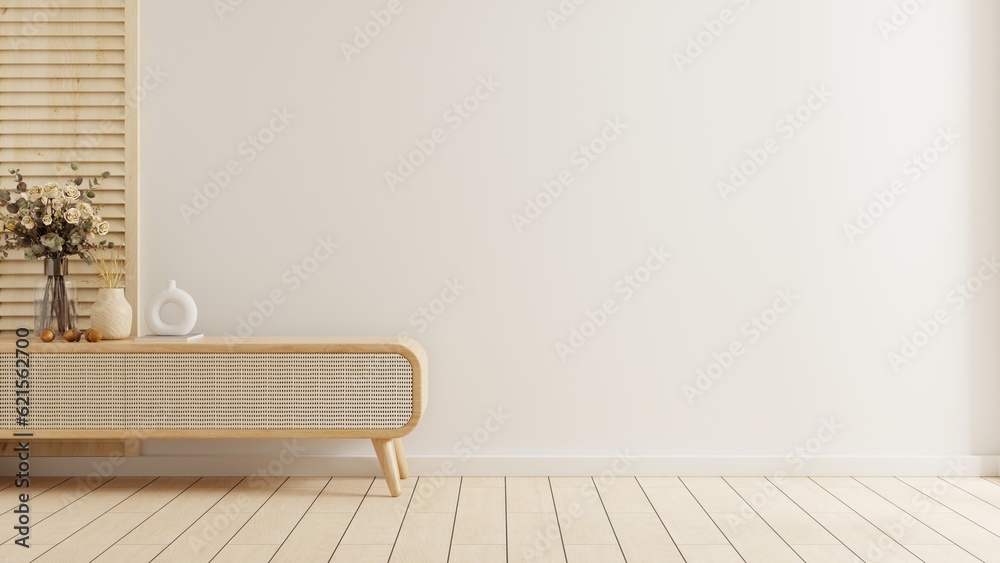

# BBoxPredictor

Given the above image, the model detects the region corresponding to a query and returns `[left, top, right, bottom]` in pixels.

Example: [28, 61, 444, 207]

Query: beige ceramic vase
[90, 288, 132, 339]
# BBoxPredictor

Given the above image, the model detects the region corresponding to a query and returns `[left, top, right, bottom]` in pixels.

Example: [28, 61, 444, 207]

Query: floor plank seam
[767, 476, 869, 563]
[10, 476, 1000, 563]
[721, 476, 806, 563]
[894, 476, 1000, 541]
[812, 477, 927, 563]
[444, 476, 462, 563]
[267, 476, 331, 562]
[678, 478, 746, 563]
[41, 476, 159, 561]
[384, 477, 417, 563]
[854, 477, 985, 563]
[0, 477, 74, 545]
[87, 476, 203, 563]
[198, 477, 283, 563]
[327, 477, 375, 563]
[634, 477, 685, 563]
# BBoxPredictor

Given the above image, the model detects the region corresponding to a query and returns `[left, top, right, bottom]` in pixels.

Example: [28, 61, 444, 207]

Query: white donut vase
[145, 280, 198, 336]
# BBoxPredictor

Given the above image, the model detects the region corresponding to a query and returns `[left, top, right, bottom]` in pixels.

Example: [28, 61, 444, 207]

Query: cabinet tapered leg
[372, 438, 402, 497]
[392, 438, 409, 480]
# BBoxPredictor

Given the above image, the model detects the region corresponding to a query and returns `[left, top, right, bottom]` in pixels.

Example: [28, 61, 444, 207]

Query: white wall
[133, 0, 1000, 473]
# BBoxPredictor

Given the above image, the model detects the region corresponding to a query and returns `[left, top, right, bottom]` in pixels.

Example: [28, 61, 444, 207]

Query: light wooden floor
[1, 476, 999, 562]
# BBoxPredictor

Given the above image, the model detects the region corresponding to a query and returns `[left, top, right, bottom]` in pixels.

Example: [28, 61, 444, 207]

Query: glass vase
[34, 257, 77, 336]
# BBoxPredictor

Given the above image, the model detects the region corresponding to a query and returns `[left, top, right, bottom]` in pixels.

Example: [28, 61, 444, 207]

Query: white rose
[42, 214, 52, 226]
[52, 199, 64, 211]
[27, 185, 42, 202]
[4, 219, 17, 231]
[21, 216, 35, 230]
[42, 183, 61, 200]
[64, 207, 81, 224]
[78, 202, 93, 218]
[63, 184, 81, 201]
[97, 221, 110, 236]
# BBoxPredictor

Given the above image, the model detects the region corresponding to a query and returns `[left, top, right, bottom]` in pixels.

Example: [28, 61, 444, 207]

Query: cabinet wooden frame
[0, 337, 428, 496]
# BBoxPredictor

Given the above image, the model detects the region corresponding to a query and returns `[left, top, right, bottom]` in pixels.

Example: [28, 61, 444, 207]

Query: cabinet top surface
[0, 336, 427, 358]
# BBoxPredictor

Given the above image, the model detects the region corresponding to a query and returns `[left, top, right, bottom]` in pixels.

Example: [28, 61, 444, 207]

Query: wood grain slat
[0, 63, 124, 78]
[0, 92, 123, 107]
[0, 21, 125, 36]
[0, 106, 124, 120]
[0, 50, 125, 65]
[0, 133, 125, 148]
[0, 119, 124, 134]
[0, 7, 124, 22]
[0, 36, 124, 51]
[0, 77, 123, 93]
[0, 146, 124, 162]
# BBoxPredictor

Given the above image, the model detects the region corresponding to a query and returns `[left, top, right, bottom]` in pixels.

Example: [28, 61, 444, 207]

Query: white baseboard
[2, 455, 997, 477]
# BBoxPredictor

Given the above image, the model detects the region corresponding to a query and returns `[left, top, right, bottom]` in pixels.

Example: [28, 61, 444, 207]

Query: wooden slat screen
[0, 0, 137, 336]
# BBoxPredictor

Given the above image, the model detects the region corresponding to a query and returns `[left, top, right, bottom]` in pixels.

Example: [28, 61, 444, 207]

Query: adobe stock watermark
[523, 451, 634, 561]
[212, 0, 246, 22]
[717, 84, 833, 204]
[683, 289, 799, 404]
[6, 0, 61, 49]
[75, 65, 168, 161]
[877, 0, 932, 41]
[544, 0, 593, 31]
[178, 107, 296, 223]
[385, 75, 501, 192]
[555, 246, 670, 362]
[51, 430, 145, 510]
[887, 254, 998, 372]
[864, 459, 968, 562]
[401, 406, 511, 515]
[511, 117, 627, 234]
[396, 278, 467, 347]
[672, 0, 754, 73]
[727, 417, 844, 528]
[340, 0, 415, 64]
[842, 128, 958, 243]
[187, 440, 308, 553]
[223, 235, 340, 343]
